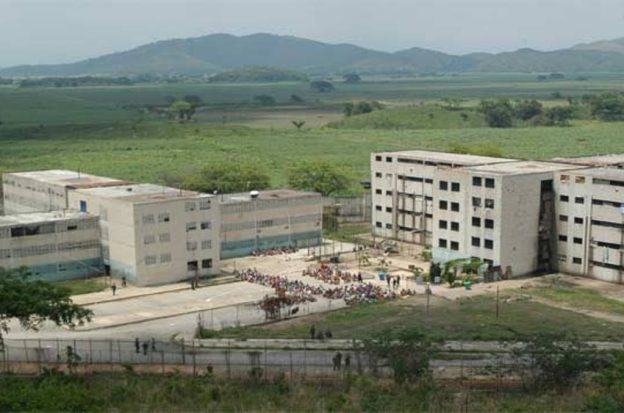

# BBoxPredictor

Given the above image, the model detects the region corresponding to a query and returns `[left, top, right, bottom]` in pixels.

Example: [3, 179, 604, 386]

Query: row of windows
[472, 197, 495, 209]
[559, 195, 585, 204]
[438, 239, 459, 250]
[439, 181, 460, 192]
[144, 233, 171, 244]
[439, 200, 460, 212]
[471, 237, 494, 249]
[472, 177, 495, 188]
[558, 235, 583, 244]
[0, 240, 100, 259]
[559, 255, 583, 264]
[472, 217, 494, 229]
[559, 215, 584, 224]
[438, 220, 460, 231]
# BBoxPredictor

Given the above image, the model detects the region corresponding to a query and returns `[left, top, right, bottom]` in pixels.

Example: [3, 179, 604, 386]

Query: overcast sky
[1, 0, 623, 67]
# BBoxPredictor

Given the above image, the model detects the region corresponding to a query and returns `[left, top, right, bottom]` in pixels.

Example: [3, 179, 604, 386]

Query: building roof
[4, 170, 128, 189]
[0, 210, 94, 227]
[570, 167, 624, 182]
[73, 184, 210, 203]
[464, 160, 581, 176]
[552, 154, 624, 167]
[219, 189, 320, 205]
[375, 150, 517, 166]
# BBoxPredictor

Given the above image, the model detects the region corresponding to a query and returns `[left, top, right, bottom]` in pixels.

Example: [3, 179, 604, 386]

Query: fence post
[303, 340, 307, 379]
[23, 339, 29, 363]
[161, 351, 165, 374]
[192, 342, 197, 377]
[181, 338, 186, 365]
[289, 352, 293, 380]
[117, 340, 122, 364]
[37, 339, 42, 374]
[109, 340, 113, 372]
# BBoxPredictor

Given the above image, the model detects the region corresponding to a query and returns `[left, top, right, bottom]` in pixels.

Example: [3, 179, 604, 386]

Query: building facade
[67, 184, 220, 286]
[219, 190, 323, 259]
[370, 150, 515, 245]
[0, 211, 102, 281]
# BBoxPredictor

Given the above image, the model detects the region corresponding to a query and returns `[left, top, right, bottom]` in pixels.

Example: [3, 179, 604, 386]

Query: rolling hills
[3, 33, 624, 77]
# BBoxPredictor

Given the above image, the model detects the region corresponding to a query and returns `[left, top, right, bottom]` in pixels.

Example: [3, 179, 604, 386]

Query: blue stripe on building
[220, 230, 322, 259]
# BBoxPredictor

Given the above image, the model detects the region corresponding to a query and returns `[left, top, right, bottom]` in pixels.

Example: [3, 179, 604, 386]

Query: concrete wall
[0, 214, 102, 281]
[2, 174, 67, 214]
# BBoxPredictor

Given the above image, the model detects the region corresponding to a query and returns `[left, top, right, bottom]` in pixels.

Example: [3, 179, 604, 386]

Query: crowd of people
[238, 267, 416, 306]
[251, 246, 298, 256]
[302, 264, 363, 285]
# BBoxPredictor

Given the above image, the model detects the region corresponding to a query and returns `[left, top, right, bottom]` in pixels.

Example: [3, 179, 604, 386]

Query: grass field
[54, 278, 108, 295]
[200, 292, 624, 341]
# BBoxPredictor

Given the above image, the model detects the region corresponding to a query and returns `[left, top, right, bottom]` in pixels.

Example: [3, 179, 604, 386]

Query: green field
[200, 293, 624, 342]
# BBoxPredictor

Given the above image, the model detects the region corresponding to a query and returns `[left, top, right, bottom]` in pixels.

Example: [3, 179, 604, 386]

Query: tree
[252, 94, 276, 106]
[182, 162, 271, 194]
[183, 95, 204, 108]
[310, 80, 334, 93]
[169, 100, 194, 121]
[0, 267, 92, 342]
[479, 99, 515, 128]
[589, 93, 624, 121]
[290, 94, 304, 103]
[344, 101, 382, 117]
[441, 97, 465, 111]
[542, 106, 574, 126]
[515, 99, 543, 121]
[287, 161, 350, 196]
[291, 120, 306, 130]
[342, 73, 361, 84]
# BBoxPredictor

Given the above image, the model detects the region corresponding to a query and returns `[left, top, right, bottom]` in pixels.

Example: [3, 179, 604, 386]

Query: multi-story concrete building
[219, 190, 323, 259]
[432, 161, 579, 276]
[66, 184, 220, 286]
[370, 150, 515, 245]
[554, 167, 624, 283]
[2, 170, 128, 214]
[0, 211, 102, 281]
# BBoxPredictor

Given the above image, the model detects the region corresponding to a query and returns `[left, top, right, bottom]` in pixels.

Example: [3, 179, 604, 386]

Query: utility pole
[496, 285, 500, 320]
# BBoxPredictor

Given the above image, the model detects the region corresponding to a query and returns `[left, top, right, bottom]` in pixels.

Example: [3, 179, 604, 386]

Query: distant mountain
[3, 33, 624, 77]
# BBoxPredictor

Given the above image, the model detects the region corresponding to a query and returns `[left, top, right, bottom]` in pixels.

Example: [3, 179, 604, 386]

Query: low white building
[0, 211, 102, 281]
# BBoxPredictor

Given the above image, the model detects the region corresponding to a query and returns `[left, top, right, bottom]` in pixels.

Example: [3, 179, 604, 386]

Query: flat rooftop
[220, 189, 320, 204]
[0, 210, 94, 227]
[74, 184, 210, 203]
[571, 167, 624, 182]
[4, 170, 129, 189]
[375, 150, 517, 166]
[552, 154, 624, 167]
[464, 160, 581, 176]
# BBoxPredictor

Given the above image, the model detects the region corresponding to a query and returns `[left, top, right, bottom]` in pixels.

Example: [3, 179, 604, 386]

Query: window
[559, 235, 568, 242]
[186, 241, 198, 251]
[67, 225, 78, 231]
[375, 172, 382, 178]
[558, 254, 567, 262]
[439, 200, 448, 210]
[145, 255, 157, 266]
[425, 178, 433, 184]
[186, 222, 197, 232]
[144, 235, 156, 245]
[375, 155, 382, 161]
[574, 217, 584, 224]
[199, 199, 211, 210]
[158, 212, 170, 223]
[572, 257, 582, 264]
[485, 178, 495, 188]
[484, 219, 494, 229]
[451, 182, 460, 192]
[451, 202, 460, 212]
[159, 233, 170, 242]
[375, 205, 382, 211]
[160, 253, 171, 263]
[438, 239, 448, 248]
[142, 214, 155, 224]
[450, 241, 459, 251]
[575, 176, 585, 184]
[201, 240, 212, 250]
[200, 221, 211, 230]
[202, 259, 213, 269]
[573, 237, 583, 244]
[560, 174, 569, 183]
[185, 202, 196, 212]
[472, 217, 481, 227]
[375, 189, 382, 195]
[385, 207, 393, 213]
[472, 197, 482, 207]
[386, 190, 393, 196]
[559, 215, 568, 222]
[575, 197, 584, 204]
[472, 177, 482, 187]
[439, 220, 448, 229]
[451, 222, 460, 231]
[187, 261, 198, 272]
[79, 200, 87, 213]
[559, 195, 569, 202]
[376, 222, 382, 228]
[484, 199, 495, 209]
[386, 157, 393, 162]
[439, 181, 448, 191]
[471, 237, 481, 247]
[484, 239, 494, 249]
[385, 223, 392, 229]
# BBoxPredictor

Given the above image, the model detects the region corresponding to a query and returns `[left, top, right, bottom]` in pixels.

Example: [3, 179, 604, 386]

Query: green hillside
[208, 66, 309, 83]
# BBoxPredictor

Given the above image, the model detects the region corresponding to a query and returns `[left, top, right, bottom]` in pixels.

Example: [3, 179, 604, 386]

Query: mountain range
[3, 33, 624, 77]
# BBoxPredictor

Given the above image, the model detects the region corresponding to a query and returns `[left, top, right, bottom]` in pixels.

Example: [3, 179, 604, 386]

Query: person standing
[135, 338, 140, 354]
[310, 325, 316, 340]
[142, 341, 149, 356]
[111, 283, 117, 296]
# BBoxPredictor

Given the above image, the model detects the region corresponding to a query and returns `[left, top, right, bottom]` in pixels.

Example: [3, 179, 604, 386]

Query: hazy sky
[1, 0, 623, 67]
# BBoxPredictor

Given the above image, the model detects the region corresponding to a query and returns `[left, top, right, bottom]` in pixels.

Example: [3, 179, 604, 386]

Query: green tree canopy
[310, 80, 334, 93]
[515, 99, 544, 121]
[479, 99, 515, 128]
[287, 161, 350, 196]
[342, 73, 361, 84]
[169, 100, 194, 121]
[252, 94, 276, 106]
[0, 267, 92, 341]
[182, 162, 271, 194]
[590, 93, 624, 121]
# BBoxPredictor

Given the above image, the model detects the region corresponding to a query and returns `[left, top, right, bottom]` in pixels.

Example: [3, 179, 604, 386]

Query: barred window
[144, 235, 156, 245]
[185, 202, 196, 212]
[199, 199, 211, 210]
[186, 241, 198, 251]
[142, 214, 155, 224]
[160, 253, 172, 263]
[145, 255, 157, 265]
[201, 240, 212, 250]
[158, 212, 170, 223]
[159, 233, 170, 242]
[186, 222, 197, 232]
[200, 221, 211, 230]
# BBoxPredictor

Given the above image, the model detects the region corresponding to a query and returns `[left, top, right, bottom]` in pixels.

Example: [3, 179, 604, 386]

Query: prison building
[431, 160, 581, 276]
[219, 190, 323, 259]
[2, 170, 128, 214]
[552, 154, 624, 169]
[0, 211, 102, 281]
[370, 150, 516, 245]
[554, 168, 624, 283]
[66, 184, 219, 286]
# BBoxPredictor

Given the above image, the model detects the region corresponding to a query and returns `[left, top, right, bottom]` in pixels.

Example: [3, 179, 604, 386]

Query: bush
[589, 93, 624, 121]
[479, 99, 515, 128]
[182, 161, 271, 194]
[287, 161, 351, 196]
